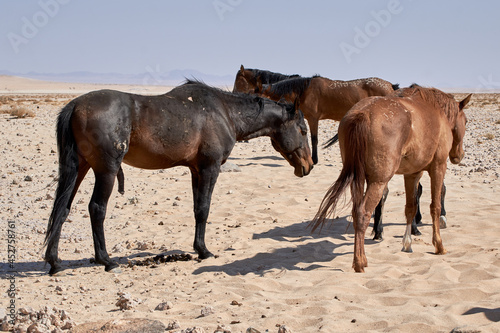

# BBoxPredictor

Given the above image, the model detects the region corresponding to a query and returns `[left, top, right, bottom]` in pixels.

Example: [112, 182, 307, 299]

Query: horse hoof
[439, 216, 447, 229]
[51, 270, 66, 277]
[411, 229, 422, 236]
[108, 267, 122, 274]
[401, 245, 413, 253]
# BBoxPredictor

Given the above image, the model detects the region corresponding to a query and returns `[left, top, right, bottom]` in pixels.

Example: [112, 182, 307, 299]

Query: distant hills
[0, 69, 235, 87]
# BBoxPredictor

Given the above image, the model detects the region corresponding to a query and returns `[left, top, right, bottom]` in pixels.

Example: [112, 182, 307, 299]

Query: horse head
[270, 98, 314, 177]
[233, 65, 258, 93]
[449, 94, 471, 164]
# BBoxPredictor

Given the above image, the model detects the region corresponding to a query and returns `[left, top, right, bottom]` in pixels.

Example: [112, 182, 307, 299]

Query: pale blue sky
[1, 0, 499, 89]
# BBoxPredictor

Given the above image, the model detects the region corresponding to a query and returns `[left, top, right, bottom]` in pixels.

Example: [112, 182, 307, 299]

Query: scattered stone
[24, 175, 33, 181]
[182, 328, 206, 333]
[72, 318, 166, 333]
[154, 301, 173, 311]
[278, 325, 292, 333]
[214, 324, 232, 333]
[115, 293, 138, 310]
[166, 320, 181, 330]
[128, 196, 139, 205]
[246, 328, 260, 333]
[200, 306, 215, 317]
[7, 307, 74, 332]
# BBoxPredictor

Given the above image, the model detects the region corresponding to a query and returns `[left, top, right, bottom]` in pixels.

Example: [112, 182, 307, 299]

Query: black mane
[265, 75, 319, 99]
[246, 68, 300, 85]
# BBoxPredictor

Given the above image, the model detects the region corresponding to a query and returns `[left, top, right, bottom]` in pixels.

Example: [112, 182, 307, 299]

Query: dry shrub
[10, 107, 35, 118]
[484, 133, 494, 140]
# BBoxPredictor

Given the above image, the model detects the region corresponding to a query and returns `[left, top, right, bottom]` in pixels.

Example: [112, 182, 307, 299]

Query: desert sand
[0, 76, 499, 332]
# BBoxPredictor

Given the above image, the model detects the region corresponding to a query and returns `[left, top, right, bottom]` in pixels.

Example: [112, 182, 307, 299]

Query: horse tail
[392, 83, 400, 90]
[44, 101, 79, 250]
[311, 112, 368, 232]
[323, 133, 339, 149]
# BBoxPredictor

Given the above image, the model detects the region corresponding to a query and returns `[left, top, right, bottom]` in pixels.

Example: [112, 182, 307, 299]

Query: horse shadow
[0, 250, 183, 278]
[227, 155, 285, 168]
[193, 216, 355, 276]
[463, 307, 500, 322]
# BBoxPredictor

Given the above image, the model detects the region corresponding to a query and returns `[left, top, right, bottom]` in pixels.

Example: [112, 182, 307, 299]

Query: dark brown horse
[312, 86, 471, 272]
[254, 75, 399, 164]
[232, 64, 300, 94]
[44, 80, 314, 275]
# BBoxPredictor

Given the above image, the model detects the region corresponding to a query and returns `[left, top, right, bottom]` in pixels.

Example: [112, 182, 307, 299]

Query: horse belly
[123, 137, 200, 170]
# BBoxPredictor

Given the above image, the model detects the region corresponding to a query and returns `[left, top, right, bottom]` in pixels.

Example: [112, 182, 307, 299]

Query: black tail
[323, 133, 339, 149]
[44, 102, 79, 251]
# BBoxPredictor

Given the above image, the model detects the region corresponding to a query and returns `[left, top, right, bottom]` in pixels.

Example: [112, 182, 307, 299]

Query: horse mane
[244, 68, 300, 84]
[183, 78, 297, 118]
[397, 85, 459, 124]
[265, 75, 319, 99]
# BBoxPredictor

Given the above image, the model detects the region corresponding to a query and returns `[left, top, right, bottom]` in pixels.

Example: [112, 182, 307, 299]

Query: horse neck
[261, 86, 296, 103]
[230, 101, 282, 141]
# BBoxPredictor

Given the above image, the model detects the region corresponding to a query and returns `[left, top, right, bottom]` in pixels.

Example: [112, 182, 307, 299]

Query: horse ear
[240, 64, 245, 72]
[459, 94, 472, 110]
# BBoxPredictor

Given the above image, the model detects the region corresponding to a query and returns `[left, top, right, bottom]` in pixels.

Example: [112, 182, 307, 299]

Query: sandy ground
[0, 76, 499, 332]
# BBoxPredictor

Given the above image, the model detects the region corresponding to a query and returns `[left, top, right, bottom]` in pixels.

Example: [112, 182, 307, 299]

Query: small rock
[115, 294, 136, 310]
[166, 320, 181, 330]
[200, 306, 214, 317]
[246, 328, 260, 333]
[214, 325, 232, 333]
[24, 175, 33, 182]
[278, 325, 292, 333]
[154, 301, 173, 311]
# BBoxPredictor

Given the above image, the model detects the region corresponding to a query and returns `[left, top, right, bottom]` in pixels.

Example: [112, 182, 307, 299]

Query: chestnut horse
[312, 86, 471, 272]
[254, 75, 399, 164]
[44, 80, 314, 275]
[232, 64, 300, 94]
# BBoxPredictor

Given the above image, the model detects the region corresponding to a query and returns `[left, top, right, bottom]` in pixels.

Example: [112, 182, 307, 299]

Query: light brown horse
[311, 86, 471, 272]
[254, 76, 399, 164]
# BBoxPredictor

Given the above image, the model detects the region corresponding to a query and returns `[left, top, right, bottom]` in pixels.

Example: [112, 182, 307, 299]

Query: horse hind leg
[353, 182, 387, 272]
[89, 171, 121, 272]
[45, 160, 90, 275]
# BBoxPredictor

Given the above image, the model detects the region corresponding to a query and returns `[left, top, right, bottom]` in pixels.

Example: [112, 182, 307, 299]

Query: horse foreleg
[89, 172, 120, 272]
[411, 182, 423, 235]
[308, 118, 319, 165]
[429, 171, 447, 255]
[402, 173, 422, 253]
[372, 185, 389, 240]
[439, 183, 447, 228]
[191, 166, 220, 259]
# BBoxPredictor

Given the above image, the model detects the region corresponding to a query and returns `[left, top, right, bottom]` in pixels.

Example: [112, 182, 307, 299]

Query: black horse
[44, 80, 314, 275]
